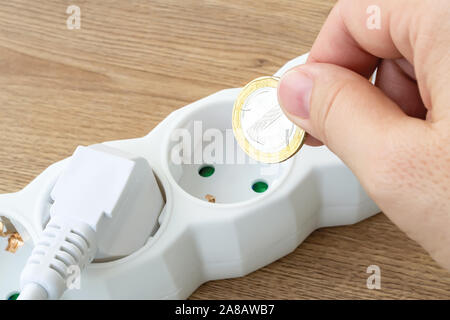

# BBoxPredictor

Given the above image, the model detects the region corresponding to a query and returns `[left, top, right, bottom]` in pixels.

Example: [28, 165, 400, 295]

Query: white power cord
[19, 283, 48, 300]
[18, 215, 96, 300]
[18, 144, 164, 300]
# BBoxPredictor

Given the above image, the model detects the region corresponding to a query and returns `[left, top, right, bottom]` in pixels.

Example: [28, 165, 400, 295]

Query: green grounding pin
[7, 292, 20, 300]
[252, 181, 268, 193]
[198, 165, 215, 178]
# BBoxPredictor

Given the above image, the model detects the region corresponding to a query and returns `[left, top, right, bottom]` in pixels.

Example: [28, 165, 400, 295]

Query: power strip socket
[0, 53, 379, 300]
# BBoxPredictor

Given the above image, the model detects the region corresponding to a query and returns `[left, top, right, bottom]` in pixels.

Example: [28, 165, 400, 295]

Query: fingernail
[278, 69, 313, 119]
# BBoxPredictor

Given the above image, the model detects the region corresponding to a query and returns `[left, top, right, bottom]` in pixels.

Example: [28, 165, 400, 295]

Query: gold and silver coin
[232, 76, 306, 163]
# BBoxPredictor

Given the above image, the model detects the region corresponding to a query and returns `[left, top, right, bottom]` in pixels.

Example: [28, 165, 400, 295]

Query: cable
[19, 215, 96, 300]
[18, 283, 48, 300]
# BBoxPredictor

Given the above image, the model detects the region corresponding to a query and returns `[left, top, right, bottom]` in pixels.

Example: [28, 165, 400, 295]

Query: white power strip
[0, 53, 379, 300]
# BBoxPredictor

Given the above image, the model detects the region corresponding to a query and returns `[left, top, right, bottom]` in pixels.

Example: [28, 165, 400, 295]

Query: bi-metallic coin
[232, 76, 306, 163]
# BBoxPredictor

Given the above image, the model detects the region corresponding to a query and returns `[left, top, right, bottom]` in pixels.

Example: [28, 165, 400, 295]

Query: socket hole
[198, 165, 215, 178]
[252, 181, 268, 193]
[7, 292, 20, 300]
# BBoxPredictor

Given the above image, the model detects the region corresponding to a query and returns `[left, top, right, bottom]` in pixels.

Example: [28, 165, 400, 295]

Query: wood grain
[0, 0, 448, 299]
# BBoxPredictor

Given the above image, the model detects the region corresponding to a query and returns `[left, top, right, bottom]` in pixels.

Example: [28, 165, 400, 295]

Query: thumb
[277, 63, 411, 182]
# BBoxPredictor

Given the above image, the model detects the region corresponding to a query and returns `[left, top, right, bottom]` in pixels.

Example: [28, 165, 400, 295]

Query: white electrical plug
[18, 144, 164, 299]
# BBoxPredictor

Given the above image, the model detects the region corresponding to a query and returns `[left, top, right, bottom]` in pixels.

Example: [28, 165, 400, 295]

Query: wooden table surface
[0, 0, 449, 299]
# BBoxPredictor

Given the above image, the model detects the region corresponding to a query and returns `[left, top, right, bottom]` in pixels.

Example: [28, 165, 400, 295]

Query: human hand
[277, 0, 450, 270]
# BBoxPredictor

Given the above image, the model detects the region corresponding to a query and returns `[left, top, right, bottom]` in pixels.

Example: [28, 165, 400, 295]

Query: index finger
[307, 0, 450, 114]
[308, 0, 417, 77]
